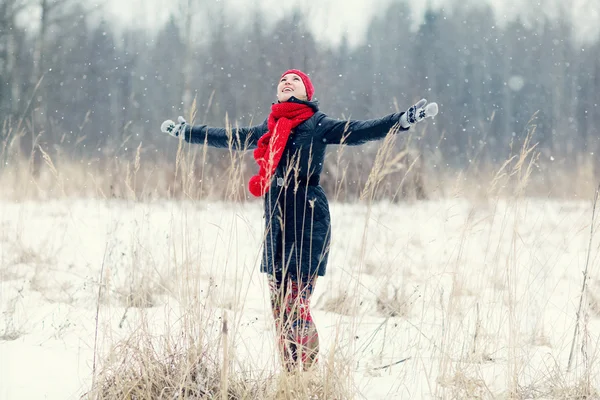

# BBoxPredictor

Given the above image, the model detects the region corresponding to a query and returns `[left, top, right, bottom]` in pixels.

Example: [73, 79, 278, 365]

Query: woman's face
[277, 73, 308, 102]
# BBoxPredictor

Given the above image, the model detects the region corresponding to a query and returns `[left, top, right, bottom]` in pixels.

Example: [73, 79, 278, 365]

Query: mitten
[160, 116, 188, 138]
[400, 99, 438, 128]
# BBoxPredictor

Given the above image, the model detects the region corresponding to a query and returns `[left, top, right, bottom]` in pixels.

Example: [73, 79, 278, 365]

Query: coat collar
[275, 96, 320, 112]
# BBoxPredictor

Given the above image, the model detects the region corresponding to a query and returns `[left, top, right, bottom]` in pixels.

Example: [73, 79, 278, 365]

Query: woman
[161, 69, 438, 371]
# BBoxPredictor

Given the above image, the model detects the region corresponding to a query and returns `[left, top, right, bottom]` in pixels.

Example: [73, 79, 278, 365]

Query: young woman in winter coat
[161, 69, 438, 372]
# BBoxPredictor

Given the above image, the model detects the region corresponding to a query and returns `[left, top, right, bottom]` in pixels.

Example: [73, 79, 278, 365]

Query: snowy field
[1, 197, 599, 399]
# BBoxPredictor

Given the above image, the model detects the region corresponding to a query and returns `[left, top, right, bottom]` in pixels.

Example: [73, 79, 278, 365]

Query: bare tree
[24, 0, 98, 165]
[0, 0, 30, 117]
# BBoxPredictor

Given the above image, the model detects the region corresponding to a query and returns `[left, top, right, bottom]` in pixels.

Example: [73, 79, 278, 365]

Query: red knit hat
[281, 69, 314, 101]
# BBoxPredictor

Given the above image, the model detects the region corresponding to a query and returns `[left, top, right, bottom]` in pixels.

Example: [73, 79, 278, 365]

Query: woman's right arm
[184, 119, 268, 150]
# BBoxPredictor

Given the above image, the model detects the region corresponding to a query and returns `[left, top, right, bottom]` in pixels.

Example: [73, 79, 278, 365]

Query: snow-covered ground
[1, 197, 599, 399]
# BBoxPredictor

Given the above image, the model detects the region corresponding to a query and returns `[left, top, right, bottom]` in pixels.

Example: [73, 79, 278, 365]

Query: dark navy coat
[184, 97, 408, 279]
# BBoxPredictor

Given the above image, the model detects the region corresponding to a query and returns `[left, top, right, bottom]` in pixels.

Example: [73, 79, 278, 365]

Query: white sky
[101, 0, 600, 47]
[15, 0, 600, 47]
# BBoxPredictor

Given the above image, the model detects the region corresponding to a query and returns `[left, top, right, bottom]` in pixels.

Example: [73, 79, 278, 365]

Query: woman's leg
[286, 275, 319, 370]
[267, 273, 291, 369]
[267, 273, 319, 371]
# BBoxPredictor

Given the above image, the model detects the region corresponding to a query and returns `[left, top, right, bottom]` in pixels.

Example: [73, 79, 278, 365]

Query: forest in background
[1, 0, 599, 200]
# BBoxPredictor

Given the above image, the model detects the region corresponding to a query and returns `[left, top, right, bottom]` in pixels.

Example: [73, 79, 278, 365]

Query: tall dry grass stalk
[566, 183, 599, 400]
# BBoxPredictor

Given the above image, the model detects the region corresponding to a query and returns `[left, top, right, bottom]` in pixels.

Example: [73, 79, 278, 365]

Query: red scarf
[249, 102, 315, 197]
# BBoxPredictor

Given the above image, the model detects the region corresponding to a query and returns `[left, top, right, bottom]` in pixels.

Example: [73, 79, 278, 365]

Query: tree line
[1, 0, 599, 198]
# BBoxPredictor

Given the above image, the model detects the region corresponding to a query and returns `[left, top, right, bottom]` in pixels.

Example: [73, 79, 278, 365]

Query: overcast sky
[106, 0, 599, 47]
[102, 0, 400, 47]
[20, 0, 599, 47]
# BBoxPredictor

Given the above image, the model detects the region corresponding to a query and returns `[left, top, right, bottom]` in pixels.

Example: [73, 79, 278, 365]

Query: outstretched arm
[321, 113, 406, 146]
[161, 116, 268, 150]
[321, 99, 438, 145]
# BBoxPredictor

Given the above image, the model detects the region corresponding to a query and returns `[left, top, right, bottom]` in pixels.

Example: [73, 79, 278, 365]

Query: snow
[1, 339, 88, 400]
[1, 197, 599, 399]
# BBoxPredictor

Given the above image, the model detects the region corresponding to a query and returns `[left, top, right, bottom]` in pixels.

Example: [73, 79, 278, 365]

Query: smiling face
[277, 73, 308, 102]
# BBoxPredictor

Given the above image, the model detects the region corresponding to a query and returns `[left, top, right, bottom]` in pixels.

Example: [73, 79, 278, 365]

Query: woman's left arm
[320, 99, 438, 146]
[320, 113, 407, 146]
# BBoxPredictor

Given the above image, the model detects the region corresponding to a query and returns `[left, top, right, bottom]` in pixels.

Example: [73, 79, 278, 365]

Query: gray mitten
[400, 99, 438, 128]
[161, 116, 187, 138]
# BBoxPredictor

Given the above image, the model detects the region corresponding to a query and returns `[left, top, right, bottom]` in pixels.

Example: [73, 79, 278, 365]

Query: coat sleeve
[319, 113, 408, 146]
[184, 119, 268, 150]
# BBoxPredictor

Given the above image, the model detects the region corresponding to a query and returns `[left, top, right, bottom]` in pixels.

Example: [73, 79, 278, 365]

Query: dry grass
[321, 290, 355, 316]
[89, 325, 272, 399]
[375, 283, 412, 318]
[2, 111, 600, 400]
